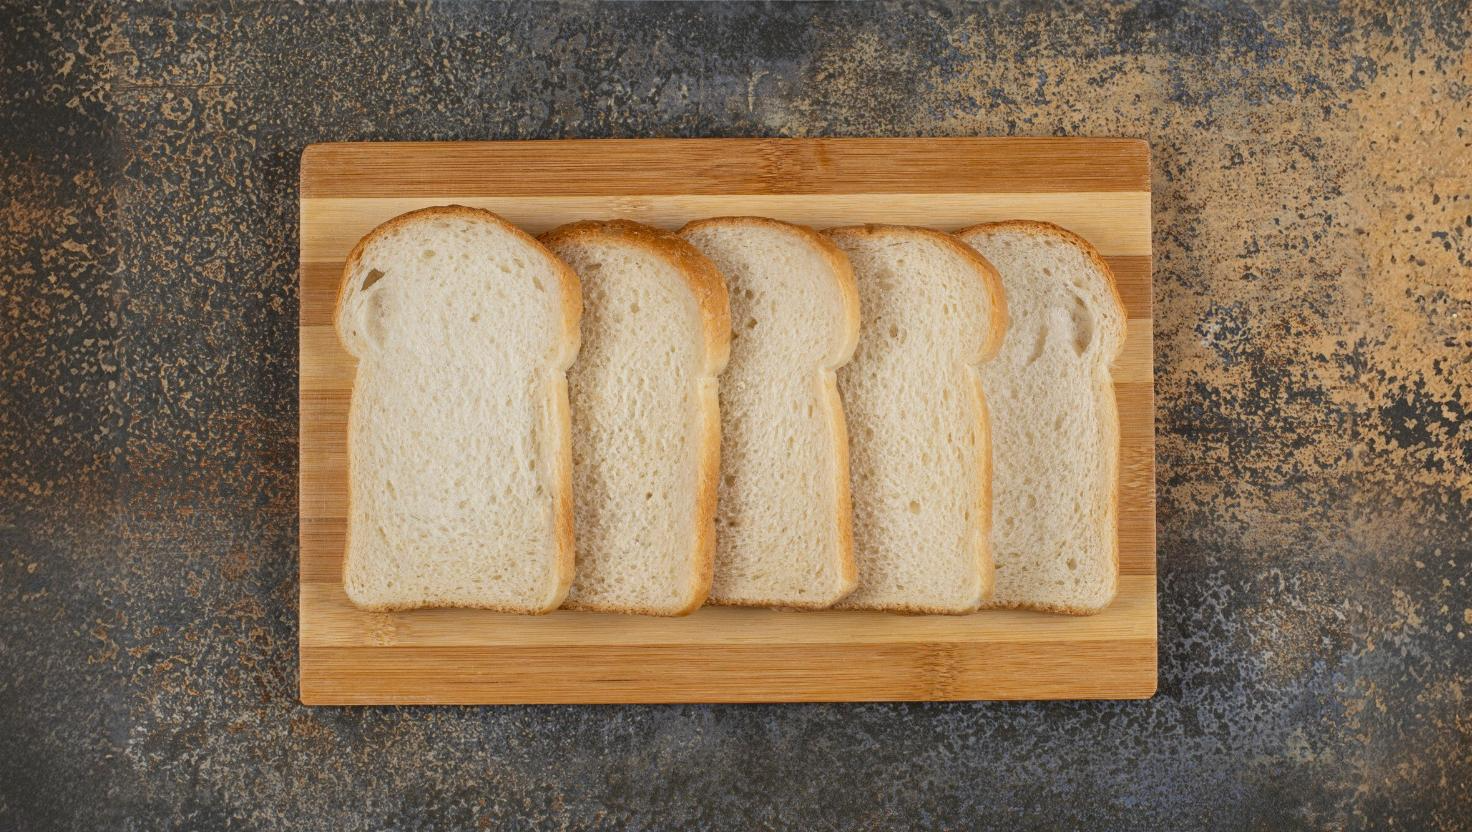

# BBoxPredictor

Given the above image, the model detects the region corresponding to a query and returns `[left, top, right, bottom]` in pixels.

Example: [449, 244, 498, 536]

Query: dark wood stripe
[301, 138, 1151, 198]
[300, 638, 1157, 703]
[300, 262, 340, 326]
[1104, 255, 1152, 319]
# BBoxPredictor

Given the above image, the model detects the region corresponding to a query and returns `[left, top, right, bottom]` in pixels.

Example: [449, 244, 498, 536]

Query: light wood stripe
[300, 192, 1152, 264]
[300, 138, 1151, 199]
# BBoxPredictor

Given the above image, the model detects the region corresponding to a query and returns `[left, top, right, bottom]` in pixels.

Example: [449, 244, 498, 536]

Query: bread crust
[679, 216, 861, 607]
[821, 224, 1008, 613]
[540, 220, 731, 616]
[334, 205, 582, 614]
[956, 220, 1125, 615]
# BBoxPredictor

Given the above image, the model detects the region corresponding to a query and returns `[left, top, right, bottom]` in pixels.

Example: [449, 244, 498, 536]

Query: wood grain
[300, 138, 1151, 198]
[298, 137, 1156, 704]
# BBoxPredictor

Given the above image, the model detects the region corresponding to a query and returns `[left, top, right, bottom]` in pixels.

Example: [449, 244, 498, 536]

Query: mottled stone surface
[1, 1, 1468, 828]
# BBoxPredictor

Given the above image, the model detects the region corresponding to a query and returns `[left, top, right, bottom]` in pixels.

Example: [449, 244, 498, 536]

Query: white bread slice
[540, 220, 731, 616]
[679, 217, 860, 608]
[955, 221, 1126, 614]
[335, 206, 581, 613]
[823, 225, 1007, 613]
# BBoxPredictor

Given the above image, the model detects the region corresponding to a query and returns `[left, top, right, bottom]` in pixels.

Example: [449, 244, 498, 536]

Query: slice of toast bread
[680, 217, 861, 608]
[823, 225, 1007, 613]
[541, 220, 731, 615]
[956, 221, 1125, 614]
[335, 206, 580, 613]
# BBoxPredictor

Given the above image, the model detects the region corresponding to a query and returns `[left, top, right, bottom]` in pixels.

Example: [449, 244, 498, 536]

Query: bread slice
[823, 225, 1007, 613]
[955, 221, 1126, 614]
[334, 205, 581, 613]
[540, 220, 731, 615]
[679, 217, 860, 608]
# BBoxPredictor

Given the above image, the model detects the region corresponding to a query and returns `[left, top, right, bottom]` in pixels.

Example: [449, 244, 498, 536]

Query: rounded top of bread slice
[541, 219, 731, 373]
[680, 216, 860, 371]
[955, 220, 1124, 362]
[824, 223, 1008, 364]
[335, 205, 581, 370]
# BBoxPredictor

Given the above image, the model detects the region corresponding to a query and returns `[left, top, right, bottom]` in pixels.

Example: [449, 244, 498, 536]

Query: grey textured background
[1, 1, 1468, 829]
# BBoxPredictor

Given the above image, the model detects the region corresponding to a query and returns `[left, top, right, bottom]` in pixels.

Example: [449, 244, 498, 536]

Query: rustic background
[2, 1, 1468, 829]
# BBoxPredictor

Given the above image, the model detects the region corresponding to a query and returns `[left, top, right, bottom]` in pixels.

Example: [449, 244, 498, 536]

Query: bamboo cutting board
[299, 138, 1156, 704]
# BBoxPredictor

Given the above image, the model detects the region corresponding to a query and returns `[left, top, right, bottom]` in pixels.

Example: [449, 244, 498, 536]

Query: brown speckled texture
[2, 1, 1468, 829]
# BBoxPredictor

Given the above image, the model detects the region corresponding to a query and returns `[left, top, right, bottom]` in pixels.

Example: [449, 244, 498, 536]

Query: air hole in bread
[422, 249, 436, 260]
[362, 291, 389, 347]
[532, 276, 545, 292]
[746, 318, 757, 330]
[1066, 558, 1078, 571]
[361, 269, 386, 291]
[470, 313, 480, 323]
[1068, 293, 1093, 355]
[1042, 267, 1052, 277]
[1025, 325, 1048, 366]
[629, 302, 640, 313]
[743, 289, 754, 300]
[908, 500, 921, 514]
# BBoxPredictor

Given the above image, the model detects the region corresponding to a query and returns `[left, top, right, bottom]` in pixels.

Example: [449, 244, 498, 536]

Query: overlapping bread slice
[541, 220, 731, 615]
[823, 225, 1007, 613]
[679, 217, 860, 608]
[955, 221, 1125, 614]
[335, 206, 581, 613]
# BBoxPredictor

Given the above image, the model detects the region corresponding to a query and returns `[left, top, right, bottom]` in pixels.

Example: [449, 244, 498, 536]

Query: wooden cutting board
[299, 138, 1155, 704]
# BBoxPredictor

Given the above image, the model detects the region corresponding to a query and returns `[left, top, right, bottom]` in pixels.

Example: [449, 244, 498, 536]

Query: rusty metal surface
[1, 1, 1467, 829]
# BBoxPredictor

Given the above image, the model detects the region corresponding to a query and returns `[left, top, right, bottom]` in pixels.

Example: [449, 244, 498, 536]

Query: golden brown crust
[335, 205, 580, 614]
[679, 217, 860, 608]
[822, 224, 1003, 614]
[956, 220, 1124, 616]
[540, 219, 731, 616]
